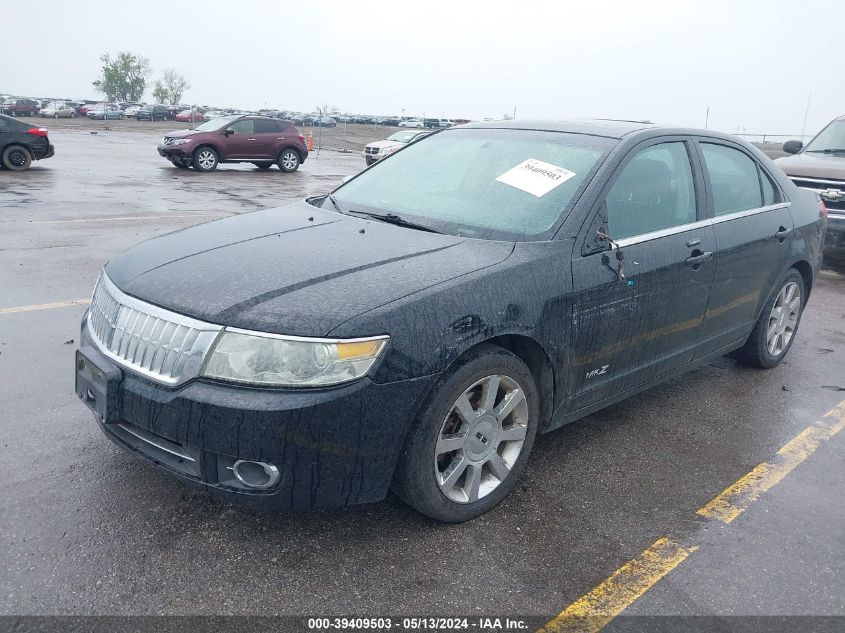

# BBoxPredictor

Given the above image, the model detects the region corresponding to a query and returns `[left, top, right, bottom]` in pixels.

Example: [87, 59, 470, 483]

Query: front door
[569, 139, 717, 412]
[693, 141, 794, 356]
[222, 118, 256, 159]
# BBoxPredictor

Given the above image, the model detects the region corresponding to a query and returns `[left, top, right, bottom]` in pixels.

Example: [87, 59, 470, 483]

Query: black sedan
[75, 120, 825, 522]
[0, 114, 54, 170]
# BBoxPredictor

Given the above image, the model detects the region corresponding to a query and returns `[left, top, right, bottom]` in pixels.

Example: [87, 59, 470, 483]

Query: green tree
[151, 81, 169, 104]
[160, 69, 190, 105]
[92, 52, 151, 102]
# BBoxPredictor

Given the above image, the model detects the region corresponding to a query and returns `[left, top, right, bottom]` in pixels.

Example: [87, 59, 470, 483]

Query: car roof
[460, 118, 739, 141]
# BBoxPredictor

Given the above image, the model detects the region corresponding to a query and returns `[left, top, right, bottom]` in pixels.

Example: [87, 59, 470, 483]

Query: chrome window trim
[613, 202, 791, 248]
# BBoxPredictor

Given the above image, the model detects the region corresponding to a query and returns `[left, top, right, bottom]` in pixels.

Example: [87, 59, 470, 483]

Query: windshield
[193, 115, 240, 131]
[804, 119, 845, 153]
[332, 128, 613, 240]
[387, 131, 422, 143]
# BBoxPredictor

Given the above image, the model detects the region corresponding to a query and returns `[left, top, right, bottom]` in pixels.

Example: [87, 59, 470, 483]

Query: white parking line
[29, 213, 229, 224]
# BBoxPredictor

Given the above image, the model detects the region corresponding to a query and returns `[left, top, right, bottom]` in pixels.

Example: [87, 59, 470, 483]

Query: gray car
[775, 115, 845, 260]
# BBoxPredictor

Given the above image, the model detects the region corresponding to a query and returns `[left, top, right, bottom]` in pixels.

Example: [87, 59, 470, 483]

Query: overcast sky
[2, 0, 843, 137]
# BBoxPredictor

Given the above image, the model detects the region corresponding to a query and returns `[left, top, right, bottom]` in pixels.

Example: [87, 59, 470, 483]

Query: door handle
[247, 138, 256, 141]
[685, 250, 713, 268]
[775, 226, 791, 242]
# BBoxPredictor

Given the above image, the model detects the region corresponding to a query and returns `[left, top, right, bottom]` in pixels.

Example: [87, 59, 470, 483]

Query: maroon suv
[156, 115, 308, 172]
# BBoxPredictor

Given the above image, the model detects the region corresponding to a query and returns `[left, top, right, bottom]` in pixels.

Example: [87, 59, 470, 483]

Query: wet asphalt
[1, 124, 844, 621]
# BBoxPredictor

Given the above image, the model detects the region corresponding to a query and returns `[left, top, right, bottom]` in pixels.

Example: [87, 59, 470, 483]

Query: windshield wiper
[346, 209, 442, 233]
[806, 148, 845, 154]
[325, 193, 343, 213]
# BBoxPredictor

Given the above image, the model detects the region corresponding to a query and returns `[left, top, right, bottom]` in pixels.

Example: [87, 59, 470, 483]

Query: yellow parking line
[539, 538, 697, 633]
[697, 400, 845, 523]
[0, 299, 90, 315]
[539, 398, 845, 633]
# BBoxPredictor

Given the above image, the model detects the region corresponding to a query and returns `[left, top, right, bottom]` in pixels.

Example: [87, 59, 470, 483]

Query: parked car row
[363, 130, 430, 165]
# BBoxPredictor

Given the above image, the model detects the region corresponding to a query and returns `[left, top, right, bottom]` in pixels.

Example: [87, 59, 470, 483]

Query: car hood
[105, 201, 514, 337]
[774, 152, 845, 180]
[164, 128, 204, 138]
[366, 140, 403, 150]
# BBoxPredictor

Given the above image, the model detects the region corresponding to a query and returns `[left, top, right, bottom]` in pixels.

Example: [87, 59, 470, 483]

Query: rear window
[700, 143, 763, 215]
[254, 119, 280, 133]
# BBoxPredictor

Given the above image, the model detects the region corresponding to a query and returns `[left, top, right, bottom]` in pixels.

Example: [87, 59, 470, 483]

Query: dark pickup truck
[1, 98, 40, 117]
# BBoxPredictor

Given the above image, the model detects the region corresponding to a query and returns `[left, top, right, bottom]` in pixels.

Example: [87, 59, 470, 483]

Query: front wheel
[393, 345, 539, 522]
[734, 268, 805, 368]
[192, 147, 219, 172]
[2, 145, 33, 171]
[277, 149, 300, 172]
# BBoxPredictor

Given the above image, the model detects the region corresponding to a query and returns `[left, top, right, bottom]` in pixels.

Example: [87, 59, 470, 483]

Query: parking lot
[1, 121, 844, 628]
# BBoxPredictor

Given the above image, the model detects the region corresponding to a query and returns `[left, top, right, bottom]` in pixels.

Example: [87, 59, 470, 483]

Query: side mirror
[224, 128, 234, 136]
[782, 140, 803, 154]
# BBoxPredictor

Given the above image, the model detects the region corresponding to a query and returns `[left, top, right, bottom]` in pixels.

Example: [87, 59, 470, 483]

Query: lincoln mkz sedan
[75, 120, 825, 522]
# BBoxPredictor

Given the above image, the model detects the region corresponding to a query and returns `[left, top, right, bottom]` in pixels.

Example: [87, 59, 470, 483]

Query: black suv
[0, 114, 54, 170]
[136, 105, 171, 121]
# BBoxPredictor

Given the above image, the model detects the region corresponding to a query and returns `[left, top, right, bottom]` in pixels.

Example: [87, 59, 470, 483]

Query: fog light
[230, 460, 280, 489]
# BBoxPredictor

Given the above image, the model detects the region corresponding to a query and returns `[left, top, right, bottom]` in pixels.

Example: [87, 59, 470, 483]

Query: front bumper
[824, 212, 845, 258]
[76, 314, 436, 510]
[157, 144, 193, 163]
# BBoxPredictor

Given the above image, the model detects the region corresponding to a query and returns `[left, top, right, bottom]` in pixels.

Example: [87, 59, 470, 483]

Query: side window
[606, 142, 697, 240]
[228, 119, 254, 134]
[253, 119, 278, 134]
[700, 143, 763, 215]
[760, 168, 778, 206]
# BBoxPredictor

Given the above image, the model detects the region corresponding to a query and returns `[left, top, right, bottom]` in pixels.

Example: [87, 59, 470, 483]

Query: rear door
[252, 118, 282, 159]
[693, 140, 793, 356]
[570, 138, 717, 411]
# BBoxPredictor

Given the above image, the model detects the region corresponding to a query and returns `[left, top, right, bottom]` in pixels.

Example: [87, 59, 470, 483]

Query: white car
[40, 101, 77, 118]
[203, 110, 226, 121]
[363, 130, 430, 165]
[398, 118, 425, 128]
[123, 105, 143, 117]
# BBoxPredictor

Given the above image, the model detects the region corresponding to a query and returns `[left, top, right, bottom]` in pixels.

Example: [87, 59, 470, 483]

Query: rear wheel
[277, 149, 300, 172]
[2, 145, 32, 171]
[192, 147, 218, 172]
[393, 345, 539, 522]
[734, 268, 805, 368]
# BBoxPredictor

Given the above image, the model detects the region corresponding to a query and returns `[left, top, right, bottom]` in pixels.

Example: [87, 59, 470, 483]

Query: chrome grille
[87, 274, 223, 385]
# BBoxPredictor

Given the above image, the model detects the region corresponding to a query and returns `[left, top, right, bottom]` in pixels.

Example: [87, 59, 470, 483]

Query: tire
[192, 146, 218, 172]
[254, 162, 273, 170]
[734, 268, 805, 369]
[277, 148, 300, 172]
[392, 344, 539, 522]
[2, 145, 32, 171]
[71, 112, 76, 118]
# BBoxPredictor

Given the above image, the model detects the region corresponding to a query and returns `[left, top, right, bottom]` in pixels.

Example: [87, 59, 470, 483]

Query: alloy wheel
[435, 374, 528, 503]
[767, 281, 800, 356]
[196, 150, 216, 170]
[281, 151, 298, 170]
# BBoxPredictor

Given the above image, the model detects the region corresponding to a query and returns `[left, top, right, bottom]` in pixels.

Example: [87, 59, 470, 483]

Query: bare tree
[159, 69, 191, 105]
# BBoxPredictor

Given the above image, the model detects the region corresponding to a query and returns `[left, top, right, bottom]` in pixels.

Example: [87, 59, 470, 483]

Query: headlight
[381, 146, 397, 155]
[171, 138, 191, 145]
[202, 329, 389, 387]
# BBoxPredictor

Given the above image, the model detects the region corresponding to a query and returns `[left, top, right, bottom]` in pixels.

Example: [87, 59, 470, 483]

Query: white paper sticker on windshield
[496, 159, 576, 197]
